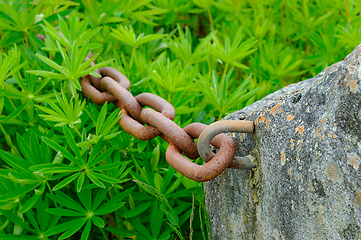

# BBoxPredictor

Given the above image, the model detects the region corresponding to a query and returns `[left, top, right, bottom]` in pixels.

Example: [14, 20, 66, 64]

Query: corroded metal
[100, 77, 142, 121]
[81, 75, 116, 105]
[80, 67, 255, 182]
[185, 123, 255, 169]
[118, 108, 161, 141]
[197, 120, 255, 169]
[140, 108, 199, 160]
[117, 93, 175, 141]
[89, 67, 130, 91]
[165, 123, 236, 182]
[81, 67, 130, 104]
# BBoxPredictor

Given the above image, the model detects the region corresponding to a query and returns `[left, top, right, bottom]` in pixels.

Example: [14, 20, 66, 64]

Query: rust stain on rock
[290, 139, 295, 150]
[346, 74, 358, 93]
[296, 126, 305, 135]
[352, 191, 361, 208]
[321, 118, 326, 125]
[287, 115, 294, 121]
[356, 192, 361, 207]
[350, 78, 358, 93]
[281, 149, 286, 166]
[259, 115, 266, 122]
[270, 103, 281, 114]
[350, 155, 359, 170]
[350, 65, 356, 73]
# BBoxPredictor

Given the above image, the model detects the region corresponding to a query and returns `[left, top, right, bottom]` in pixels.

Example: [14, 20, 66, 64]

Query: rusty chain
[80, 66, 255, 182]
[34, 33, 255, 181]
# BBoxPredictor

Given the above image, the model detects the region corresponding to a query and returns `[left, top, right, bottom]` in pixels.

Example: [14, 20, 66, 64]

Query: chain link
[81, 67, 254, 182]
[34, 33, 255, 181]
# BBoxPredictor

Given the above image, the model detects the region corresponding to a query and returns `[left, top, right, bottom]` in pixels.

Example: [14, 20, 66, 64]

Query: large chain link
[80, 67, 255, 182]
[34, 32, 254, 181]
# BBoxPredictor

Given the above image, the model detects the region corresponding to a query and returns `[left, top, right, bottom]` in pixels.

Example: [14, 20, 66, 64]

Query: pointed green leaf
[43, 218, 84, 237]
[91, 162, 122, 172]
[0, 149, 32, 173]
[0, 183, 38, 202]
[47, 191, 85, 212]
[86, 171, 105, 188]
[58, 217, 87, 240]
[80, 220, 92, 240]
[92, 216, 104, 228]
[63, 126, 83, 164]
[77, 172, 86, 192]
[46, 208, 85, 217]
[91, 172, 120, 183]
[52, 172, 81, 191]
[41, 137, 80, 165]
[123, 202, 151, 218]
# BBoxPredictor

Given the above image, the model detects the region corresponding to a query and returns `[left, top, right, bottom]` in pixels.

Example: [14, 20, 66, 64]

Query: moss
[248, 148, 262, 204]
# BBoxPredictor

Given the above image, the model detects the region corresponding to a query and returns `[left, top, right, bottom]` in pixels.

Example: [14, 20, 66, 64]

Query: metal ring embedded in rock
[166, 123, 236, 182]
[185, 123, 255, 169]
[197, 120, 256, 169]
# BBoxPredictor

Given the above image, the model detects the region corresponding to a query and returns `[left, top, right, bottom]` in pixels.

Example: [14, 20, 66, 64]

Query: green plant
[1, 0, 361, 239]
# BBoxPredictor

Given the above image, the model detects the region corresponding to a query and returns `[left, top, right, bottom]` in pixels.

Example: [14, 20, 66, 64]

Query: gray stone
[204, 45, 361, 240]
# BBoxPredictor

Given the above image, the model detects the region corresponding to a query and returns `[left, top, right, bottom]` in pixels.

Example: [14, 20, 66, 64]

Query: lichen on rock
[204, 44, 361, 240]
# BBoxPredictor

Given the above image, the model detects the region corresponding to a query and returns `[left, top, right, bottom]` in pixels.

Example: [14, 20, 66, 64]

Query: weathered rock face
[204, 45, 361, 240]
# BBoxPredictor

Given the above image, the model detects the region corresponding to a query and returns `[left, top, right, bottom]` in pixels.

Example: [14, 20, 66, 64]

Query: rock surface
[203, 45, 361, 240]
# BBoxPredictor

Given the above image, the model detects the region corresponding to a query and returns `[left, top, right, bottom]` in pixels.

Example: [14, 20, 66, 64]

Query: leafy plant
[36, 90, 85, 128]
[164, 24, 212, 66]
[1, 0, 361, 239]
[111, 25, 166, 67]
[0, 1, 43, 46]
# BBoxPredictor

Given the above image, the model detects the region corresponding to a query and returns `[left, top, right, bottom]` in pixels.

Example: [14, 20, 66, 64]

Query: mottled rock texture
[204, 45, 361, 240]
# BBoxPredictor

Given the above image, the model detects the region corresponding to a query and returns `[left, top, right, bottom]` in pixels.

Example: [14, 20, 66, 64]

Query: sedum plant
[1, 0, 361, 239]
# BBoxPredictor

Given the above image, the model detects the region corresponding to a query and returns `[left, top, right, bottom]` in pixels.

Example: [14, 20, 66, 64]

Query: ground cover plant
[0, 0, 361, 239]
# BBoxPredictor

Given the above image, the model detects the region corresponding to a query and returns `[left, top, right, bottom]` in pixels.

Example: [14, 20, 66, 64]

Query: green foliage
[0, 0, 361, 239]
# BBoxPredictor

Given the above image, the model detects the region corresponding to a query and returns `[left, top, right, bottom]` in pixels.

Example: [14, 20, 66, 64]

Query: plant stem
[0, 123, 9, 146]
[23, 32, 29, 48]
[343, 0, 350, 23]
[99, 227, 108, 240]
[0, 123, 20, 155]
[46, 181, 54, 194]
[129, 47, 135, 68]
[73, 125, 82, 138]
[220, 62, 229, 89]
[46, 181, 57, 207]
[8, 98, 25, 123]
[207, 9, 214, 29]
[189, 192, 195, 240]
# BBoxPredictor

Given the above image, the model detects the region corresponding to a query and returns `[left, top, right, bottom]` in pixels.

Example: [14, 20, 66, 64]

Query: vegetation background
[0, 0, 361, 239]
